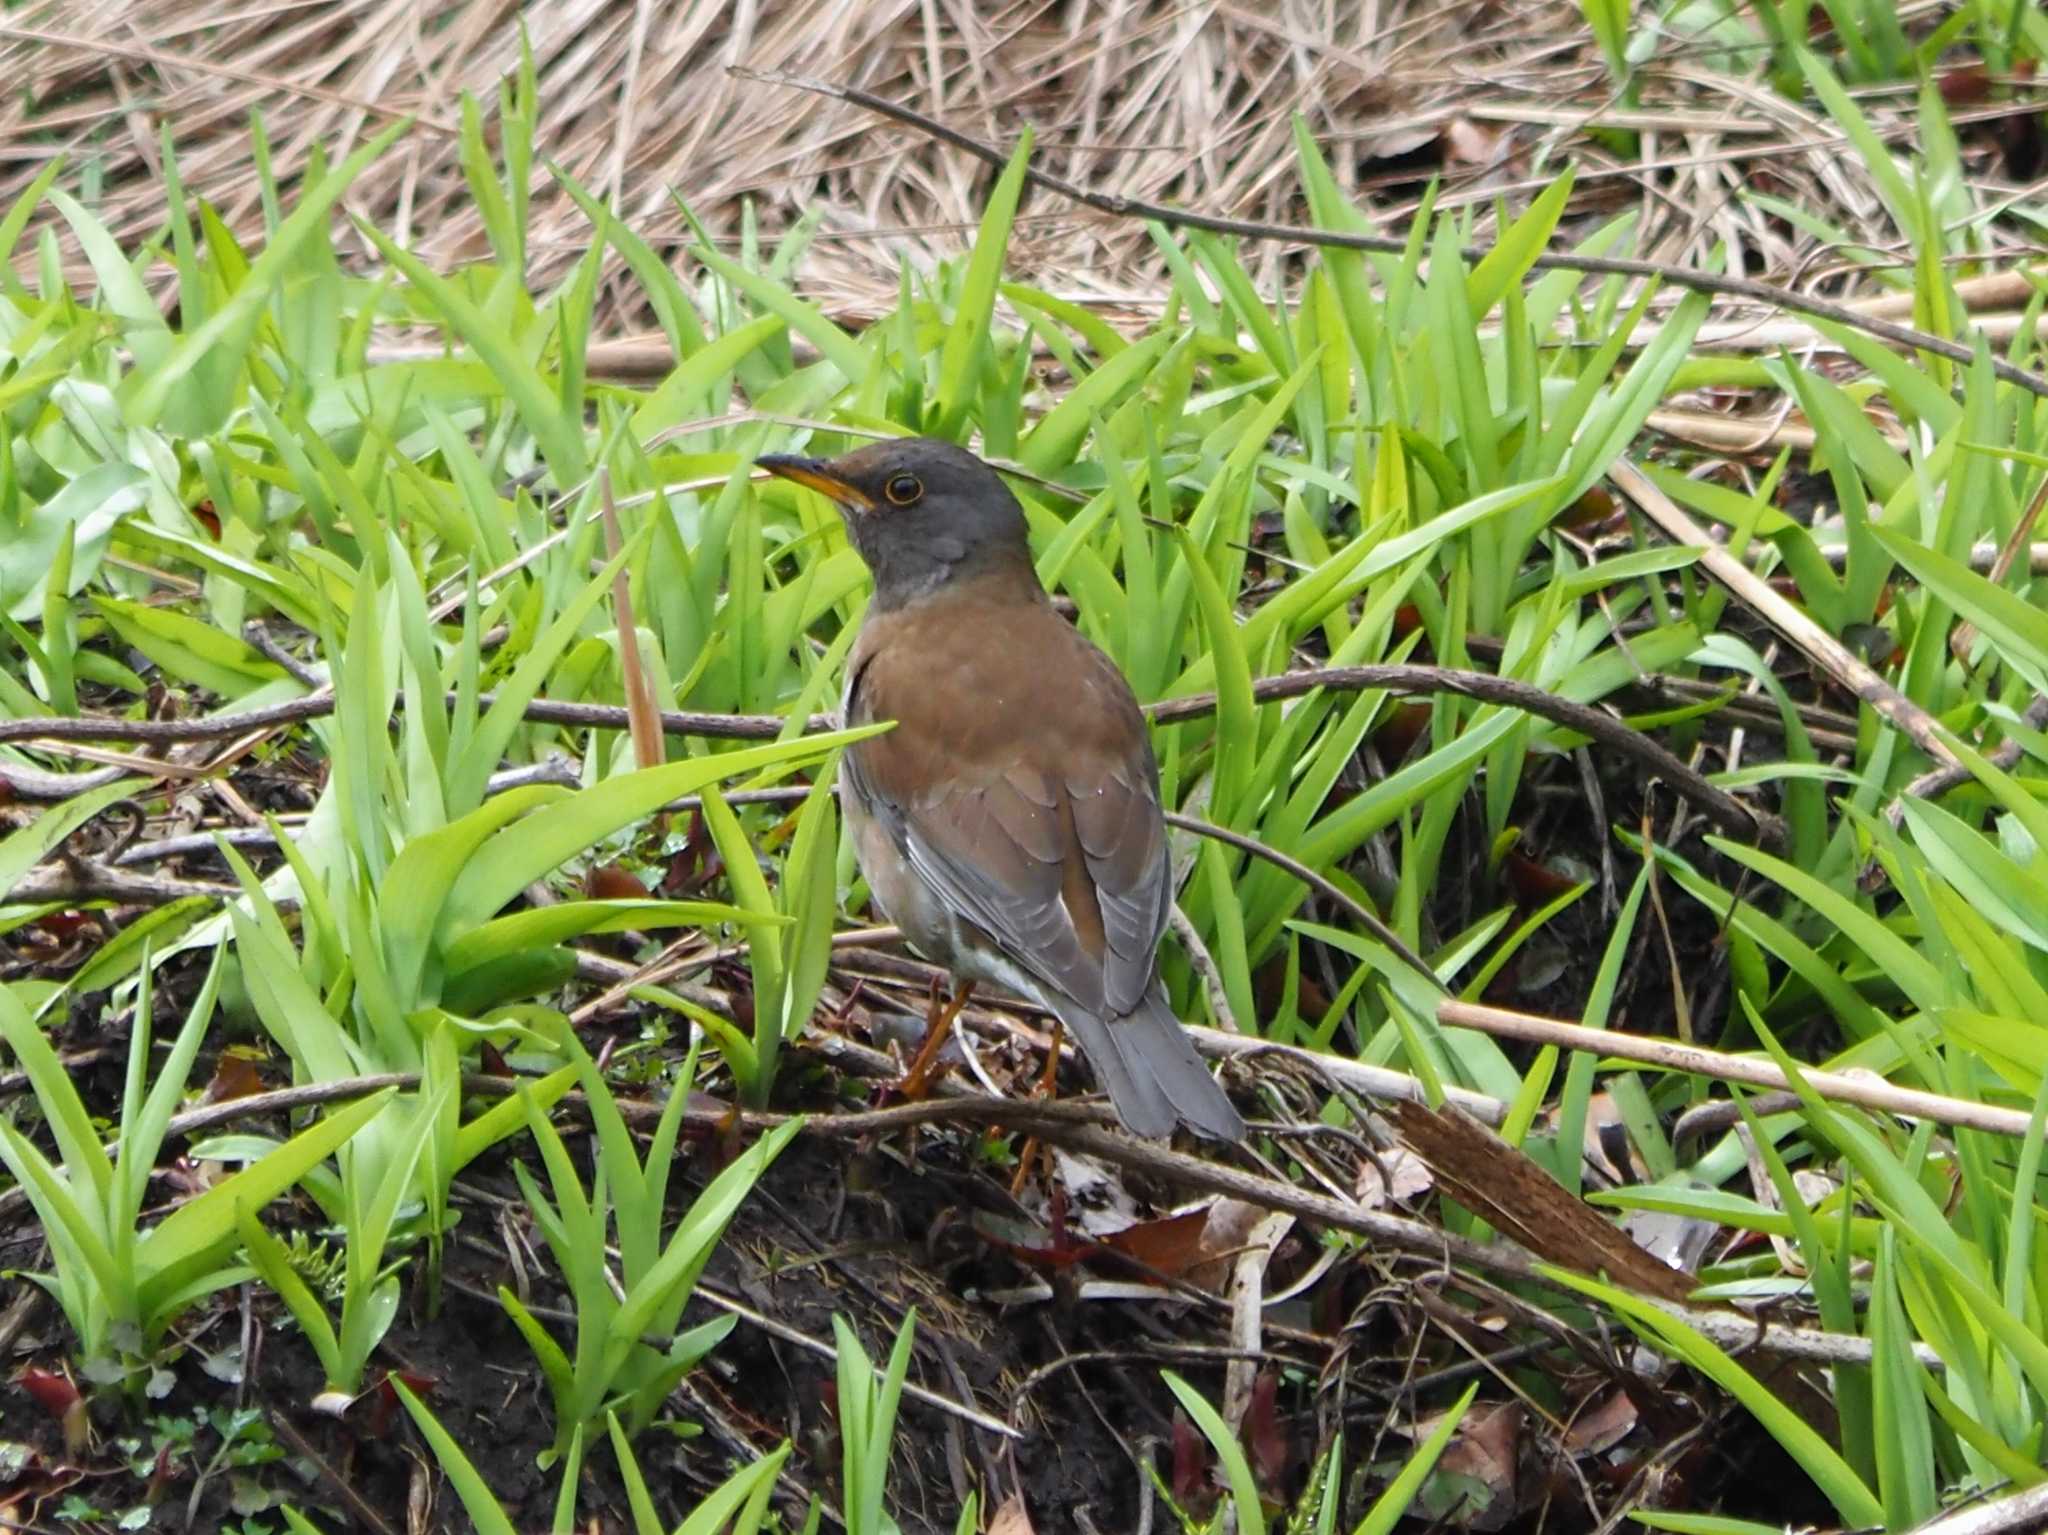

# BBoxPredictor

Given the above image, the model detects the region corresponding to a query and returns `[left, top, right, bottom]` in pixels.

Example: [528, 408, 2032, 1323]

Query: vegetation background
[2, 1, 2048, 1532]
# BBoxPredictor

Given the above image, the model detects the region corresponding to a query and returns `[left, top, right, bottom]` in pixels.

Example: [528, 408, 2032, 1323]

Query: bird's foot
[1009, 1017, 1065, 1196]
[895, 979, 974, 1100]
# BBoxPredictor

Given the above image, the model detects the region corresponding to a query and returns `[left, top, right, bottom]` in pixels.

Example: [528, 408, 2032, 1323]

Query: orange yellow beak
[756, 454, 875, 512]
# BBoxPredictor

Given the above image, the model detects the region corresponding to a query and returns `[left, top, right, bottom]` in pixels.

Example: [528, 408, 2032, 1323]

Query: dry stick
[601, 469, 664, 771]
[1907, 1484, 2048, 1535]
[48, 1062, 1929, 1371]
[1438, 999, 2038, 1141]
[1645, 405, 1908, 457]
[7, 864, 242, 905]
[1608, 457, 1961, 769]
[262, 1409, 402, 1535]
[574, 914, 1507, 1123]
[14, 665, 1853, 806]
[0, 662, 1782, 847]
[1950, 467, 2048, 666]
[1643, 308, 2048, 358]
[0, 692, 773, 748]
[1856, 269, 2043, 320]
[1888, 693, 2048, 826]
[1183, 1023, 1508, 1126]
[441, 1275, 1020, 1442]
[1155, 665, 1781, 847]
[730, 67, 2048, 404]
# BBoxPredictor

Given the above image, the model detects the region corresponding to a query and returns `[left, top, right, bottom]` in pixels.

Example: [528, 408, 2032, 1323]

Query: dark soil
[0, 1014, 1834, 1535]
[0, 705, 1832, 1534]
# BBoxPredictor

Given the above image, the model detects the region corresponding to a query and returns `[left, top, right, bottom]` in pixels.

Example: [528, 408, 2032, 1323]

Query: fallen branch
[1610, 457, 1959, 770]
[0, 659, 1784, 847]
[1440, 998, 2037, 1141]
[15, 1057, 1929, 1373]
[1908, 1484, 2048, 1535]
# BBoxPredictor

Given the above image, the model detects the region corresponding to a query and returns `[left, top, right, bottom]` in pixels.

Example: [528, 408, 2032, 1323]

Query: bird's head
[757, 437, 1034, 609]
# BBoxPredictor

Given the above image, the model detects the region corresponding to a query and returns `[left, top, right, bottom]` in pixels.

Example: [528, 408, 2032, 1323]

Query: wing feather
[843, 590, 1173, 1018]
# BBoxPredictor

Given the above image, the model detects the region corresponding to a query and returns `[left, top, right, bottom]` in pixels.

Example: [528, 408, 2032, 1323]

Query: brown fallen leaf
[1391, 1100, 1696, 1304]
[1562, 1386, 1638, 1456]
[1431, 1401, 1525, 1531]
[986, 1492, 1036, 1535]
[1444, 116, 1501, 166]
[1357, 1145, 1433, 1209]
[584, 861, 652, 901]
[17, 1366, 89, 1459]
[1187, 1197, 1272, 1293]
[202, 1049, 266, 1105]
[1099, 1206, 1212, 1282]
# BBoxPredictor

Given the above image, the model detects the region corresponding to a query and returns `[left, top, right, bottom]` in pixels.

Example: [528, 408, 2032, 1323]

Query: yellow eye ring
[884, 473, 923, 506]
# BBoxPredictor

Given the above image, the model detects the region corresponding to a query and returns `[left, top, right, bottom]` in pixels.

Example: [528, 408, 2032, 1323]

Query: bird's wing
[1061, 712, 1172, 1016]
[844, 592, 1172, 1017]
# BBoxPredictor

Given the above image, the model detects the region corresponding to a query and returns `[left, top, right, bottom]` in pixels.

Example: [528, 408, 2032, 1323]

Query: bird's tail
[1056, 989, 1244, 1142]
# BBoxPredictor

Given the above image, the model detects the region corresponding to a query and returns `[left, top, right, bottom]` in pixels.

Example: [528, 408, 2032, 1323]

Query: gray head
[757, 437, 1036, 610]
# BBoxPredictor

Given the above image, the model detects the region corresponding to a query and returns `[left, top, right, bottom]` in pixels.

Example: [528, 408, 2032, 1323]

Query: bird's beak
[756, 454, 874, 513]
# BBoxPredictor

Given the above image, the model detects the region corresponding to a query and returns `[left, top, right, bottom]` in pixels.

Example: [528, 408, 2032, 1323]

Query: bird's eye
[884, 473, 923, 506]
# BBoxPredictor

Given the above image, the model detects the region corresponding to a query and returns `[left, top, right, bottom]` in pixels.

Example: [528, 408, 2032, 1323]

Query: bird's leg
[897, 979, 974, 1099]
[1009, 1017, 1065, 1196]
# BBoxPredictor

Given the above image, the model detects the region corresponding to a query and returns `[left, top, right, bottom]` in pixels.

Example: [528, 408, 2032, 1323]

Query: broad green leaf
[94, 597, 287, 697]
[137, 1088, 395, 1308]
[438, 730, 880, 944]
[1541, 1266, 1883, 1528]
[932, 130, 1034, 437]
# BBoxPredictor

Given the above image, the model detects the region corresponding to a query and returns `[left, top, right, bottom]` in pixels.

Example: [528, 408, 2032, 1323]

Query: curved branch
[1, 661, 1781, 845]
[49, 1055, 1931, 1373]
[730, 67, 2048, 402]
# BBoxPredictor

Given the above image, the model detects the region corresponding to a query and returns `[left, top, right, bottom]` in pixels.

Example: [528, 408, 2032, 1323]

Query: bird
[757, 437, 1245, 1142]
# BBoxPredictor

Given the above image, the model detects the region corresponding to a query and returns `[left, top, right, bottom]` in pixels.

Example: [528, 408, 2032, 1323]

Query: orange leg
[897, 980, 974, 1099]
[1008, 1017, 1065, 1197]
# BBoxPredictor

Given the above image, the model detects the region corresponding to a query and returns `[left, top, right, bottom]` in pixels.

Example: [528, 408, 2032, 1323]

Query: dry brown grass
[0, 0, 2018, 336]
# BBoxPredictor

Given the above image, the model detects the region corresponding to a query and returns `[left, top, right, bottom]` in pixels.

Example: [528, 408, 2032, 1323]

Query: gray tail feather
[1055, 990, 1244, 1142]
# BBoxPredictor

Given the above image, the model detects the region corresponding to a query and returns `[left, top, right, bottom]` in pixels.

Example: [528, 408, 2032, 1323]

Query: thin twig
[1166, 904, 1239, 1035]
[6, 864, 242, 904]
[263, 1409, 402, 1535]
[1609, 458, 1958, 769]
[43, 1055, 1927, 1372]
[440, 1276, 1022, 1441]
[732, 67, 2048, 402]
[1162, 809, 1438, 976]
[1439, 998, 2038, 1140]
[0, 660, 1785, 846]
[1887, 694, 2048, 825]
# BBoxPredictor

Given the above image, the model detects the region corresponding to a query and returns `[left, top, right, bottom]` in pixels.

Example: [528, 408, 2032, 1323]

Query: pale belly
[842, 771, 1043, 1001]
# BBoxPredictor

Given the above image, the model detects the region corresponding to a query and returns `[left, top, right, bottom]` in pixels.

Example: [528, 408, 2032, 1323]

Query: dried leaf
[584, 862, 652, 901]
[1432, 1402, 1525, 1531]
[1392, 1101, 1697, 1303]
[1098, 1207, 1211, 1281]
[203, 1049, 265, 1104]
[987, 1493, 1036, 1535]
[1356, 1146, 1433, 1209]
[1244, 1369, 1288, 1489]
[1562, 1388, 1638, 1456]
[16, 1368, 88, 1458]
